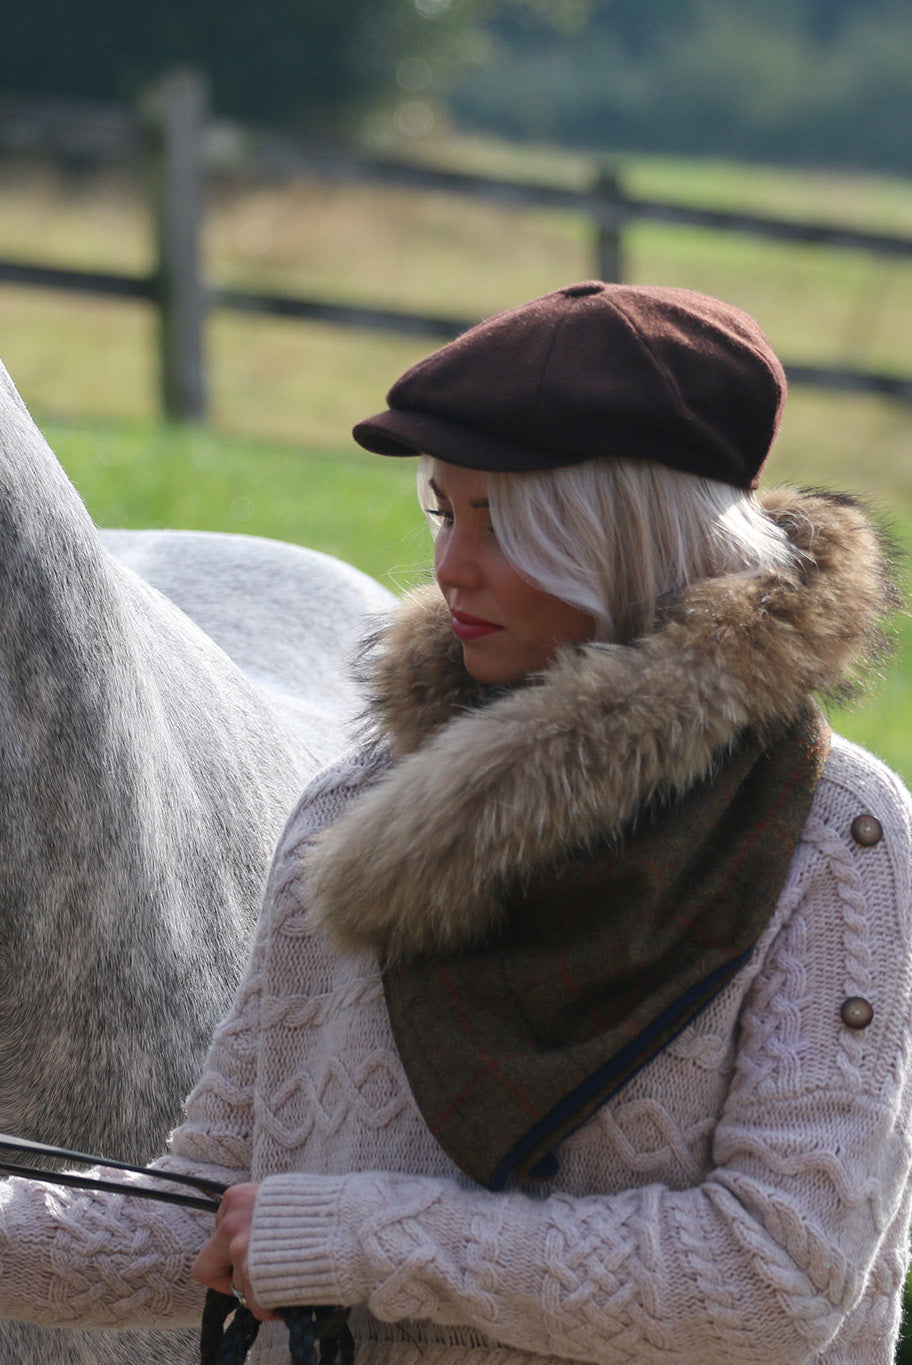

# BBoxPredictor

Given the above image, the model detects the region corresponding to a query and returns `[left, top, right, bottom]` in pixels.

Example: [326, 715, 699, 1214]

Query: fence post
[143, 67, 208, 422]
[592, 167, 624, 283]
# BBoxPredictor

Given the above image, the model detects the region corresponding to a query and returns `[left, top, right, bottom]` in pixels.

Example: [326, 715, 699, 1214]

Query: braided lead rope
[301, 1307, 355, 1365]
[200, 1288, 354, 1365]
[200, 1291, 253, 1365]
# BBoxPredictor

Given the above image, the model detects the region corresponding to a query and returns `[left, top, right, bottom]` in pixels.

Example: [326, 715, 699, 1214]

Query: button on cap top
[851, 814, 883, 847]
[560, 282, 605, 298]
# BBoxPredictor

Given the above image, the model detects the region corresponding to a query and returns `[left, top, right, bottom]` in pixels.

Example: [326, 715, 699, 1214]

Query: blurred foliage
[448, 0, 912, 175]
[3, 0, 911, 172]
[0, 0, 476, 136]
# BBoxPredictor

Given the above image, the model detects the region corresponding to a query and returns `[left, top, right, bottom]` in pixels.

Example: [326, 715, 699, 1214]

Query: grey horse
[0, 363, 394, 1363]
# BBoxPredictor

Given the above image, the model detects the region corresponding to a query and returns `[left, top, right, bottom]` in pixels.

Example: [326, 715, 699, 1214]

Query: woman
[1, 281, 911, 1365]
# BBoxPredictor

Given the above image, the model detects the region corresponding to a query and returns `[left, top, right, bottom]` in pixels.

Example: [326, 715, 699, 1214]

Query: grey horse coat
[0, 363, 394, 1364]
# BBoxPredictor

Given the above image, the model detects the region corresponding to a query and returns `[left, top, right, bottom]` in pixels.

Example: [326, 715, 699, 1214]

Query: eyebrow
[429, 478, 490, 509]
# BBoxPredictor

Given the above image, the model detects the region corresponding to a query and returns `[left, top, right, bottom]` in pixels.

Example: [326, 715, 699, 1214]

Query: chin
[461, 648, 530, 688]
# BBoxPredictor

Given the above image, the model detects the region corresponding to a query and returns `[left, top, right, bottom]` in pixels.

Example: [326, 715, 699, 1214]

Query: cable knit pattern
[236, 732, 912, 1363]
[0, 734, 908, 1363]
[0, 1171, 212, 1328]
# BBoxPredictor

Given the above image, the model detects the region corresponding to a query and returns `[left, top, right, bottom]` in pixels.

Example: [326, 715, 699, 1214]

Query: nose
[434, 523, 484, 593]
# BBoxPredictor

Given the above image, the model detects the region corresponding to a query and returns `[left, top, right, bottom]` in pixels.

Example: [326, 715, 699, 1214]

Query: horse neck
[0, 367, 125, 740]
[0, 375, 231, 1155]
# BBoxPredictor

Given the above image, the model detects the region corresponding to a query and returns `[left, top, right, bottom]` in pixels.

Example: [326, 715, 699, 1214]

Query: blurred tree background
[450, 0, 912, 173]
[0, 0, 473, 135]
[2, 0, 911, 174]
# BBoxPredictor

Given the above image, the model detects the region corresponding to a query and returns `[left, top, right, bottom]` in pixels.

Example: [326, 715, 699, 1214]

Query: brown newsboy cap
[352, 281, 786, 488]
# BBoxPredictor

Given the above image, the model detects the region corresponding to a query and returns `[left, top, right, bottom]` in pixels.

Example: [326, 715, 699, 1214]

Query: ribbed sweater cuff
[247, 1174, 355, 1308]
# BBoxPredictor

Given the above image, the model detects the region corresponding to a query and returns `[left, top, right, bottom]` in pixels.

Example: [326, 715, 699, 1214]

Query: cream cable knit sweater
[0, 731, 910, 1364]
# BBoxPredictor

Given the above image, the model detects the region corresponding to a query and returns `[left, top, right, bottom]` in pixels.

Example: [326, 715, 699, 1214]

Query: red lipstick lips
[450, 610, 504, 642]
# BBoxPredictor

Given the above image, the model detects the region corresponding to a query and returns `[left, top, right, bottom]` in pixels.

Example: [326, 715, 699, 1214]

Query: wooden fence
[2, 68, 912, 420]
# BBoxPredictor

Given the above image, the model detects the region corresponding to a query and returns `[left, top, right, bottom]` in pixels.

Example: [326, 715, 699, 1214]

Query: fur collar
[308, 488, 898, 961]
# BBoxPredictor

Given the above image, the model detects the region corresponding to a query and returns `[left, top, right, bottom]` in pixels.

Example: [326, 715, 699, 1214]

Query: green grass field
[2, 137, 911, 779]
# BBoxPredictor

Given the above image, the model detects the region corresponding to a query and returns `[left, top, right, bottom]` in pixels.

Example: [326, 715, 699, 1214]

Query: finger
[230, 1276, 281, 1323]
[191, 1233, 233, 1288]
[246, 1298, 281, 1323]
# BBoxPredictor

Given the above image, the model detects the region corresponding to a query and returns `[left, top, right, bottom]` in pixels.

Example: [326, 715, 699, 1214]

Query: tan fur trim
[358, 587, 491, 759]
[308, 489, 897, 961]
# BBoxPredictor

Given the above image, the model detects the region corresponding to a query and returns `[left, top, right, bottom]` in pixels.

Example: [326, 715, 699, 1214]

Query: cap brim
[351, 409, 580, 473]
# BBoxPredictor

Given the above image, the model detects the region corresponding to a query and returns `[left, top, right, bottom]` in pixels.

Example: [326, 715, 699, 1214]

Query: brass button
[840, 996, 874, 1030]
[851, 814, 883, 847]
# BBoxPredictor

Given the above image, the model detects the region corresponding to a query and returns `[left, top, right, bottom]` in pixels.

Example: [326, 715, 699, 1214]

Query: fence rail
[1, 73, 911, 419]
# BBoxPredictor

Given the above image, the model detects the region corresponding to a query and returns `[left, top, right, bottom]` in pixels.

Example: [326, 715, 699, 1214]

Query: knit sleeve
[166, 855, 272, 1173]
[245, 749, 912, 1365]
[170, 746, 384, 1172]
[0, 1165, 214, 1327]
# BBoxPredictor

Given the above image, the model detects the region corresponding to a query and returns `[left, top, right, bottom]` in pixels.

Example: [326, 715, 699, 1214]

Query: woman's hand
[192, 1182, 280, 1322]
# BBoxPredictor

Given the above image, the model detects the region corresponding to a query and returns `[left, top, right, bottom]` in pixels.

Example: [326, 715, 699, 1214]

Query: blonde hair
[417, 454, 799, 642]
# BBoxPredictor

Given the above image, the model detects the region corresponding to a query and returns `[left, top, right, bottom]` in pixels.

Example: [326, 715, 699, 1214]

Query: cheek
[535, 592, 597, 644]
[509, 582, 595, 649]
[544, 603, 596, 647]
[432, 535, 448, 586]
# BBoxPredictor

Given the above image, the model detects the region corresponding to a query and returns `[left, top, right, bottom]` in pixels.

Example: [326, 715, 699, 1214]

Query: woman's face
[428, 459, 595, 686]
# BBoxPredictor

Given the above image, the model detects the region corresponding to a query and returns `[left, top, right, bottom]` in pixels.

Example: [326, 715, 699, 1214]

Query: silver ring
[231, 1283, 248, 1308]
